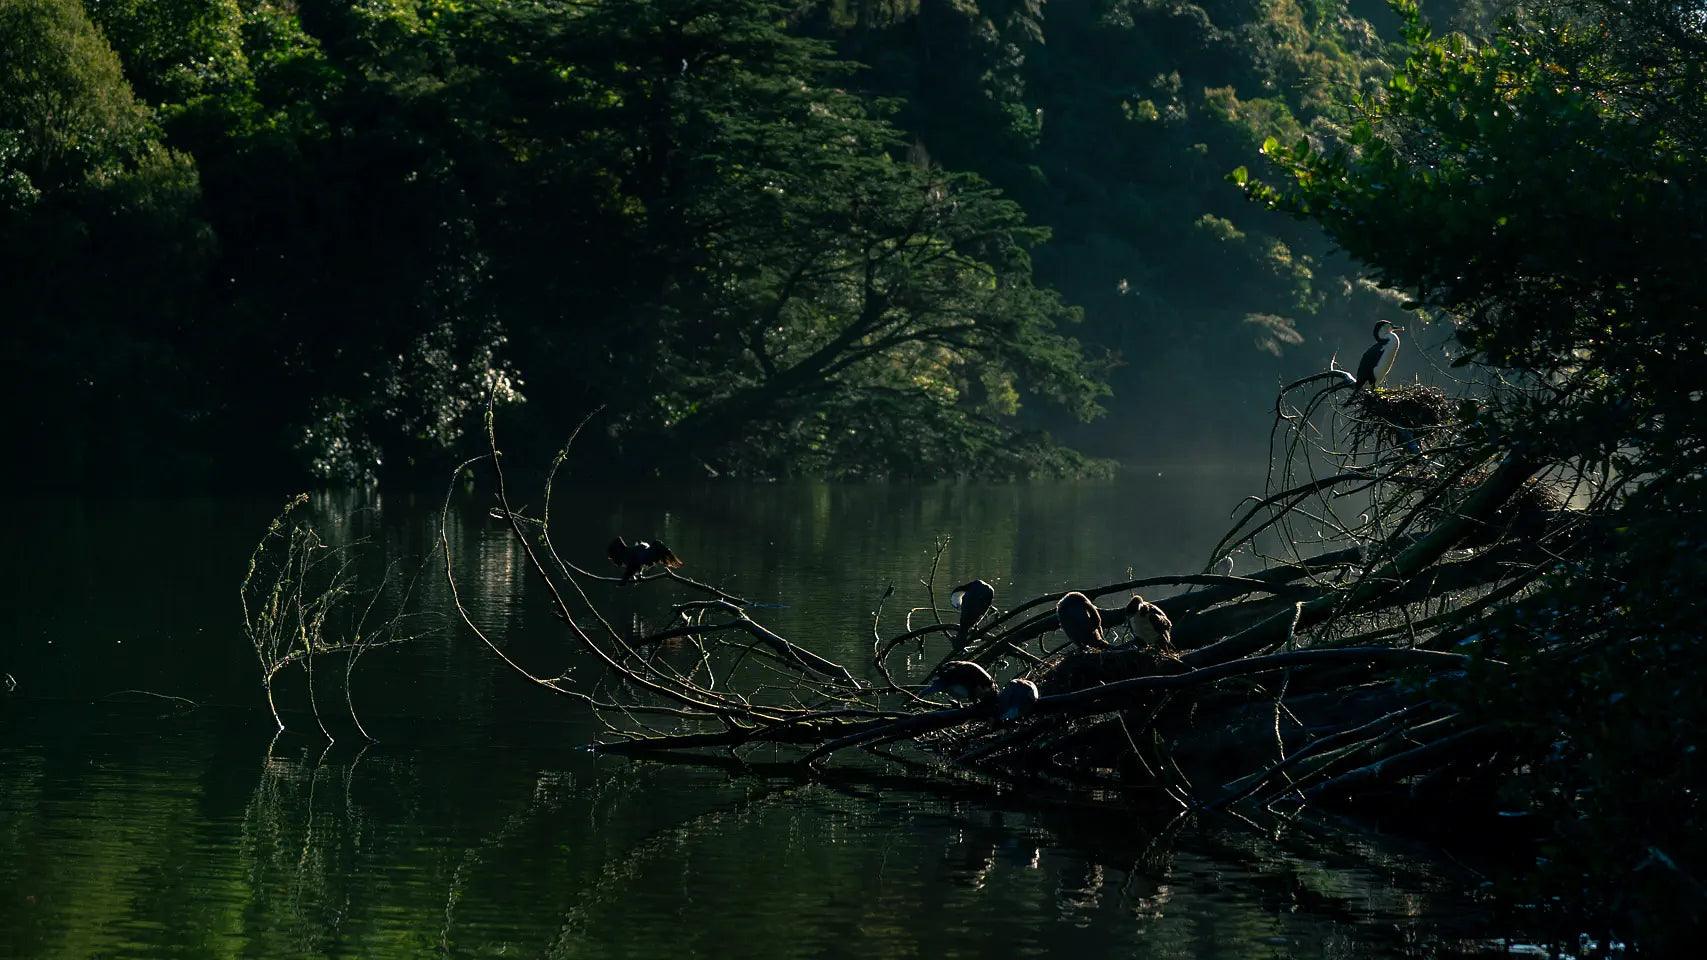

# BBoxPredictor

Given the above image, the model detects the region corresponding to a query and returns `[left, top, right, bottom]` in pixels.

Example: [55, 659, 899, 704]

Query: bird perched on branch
[1123, 595, 1174, 654]
[922, 660, 998, 704]
[1353, 320, 1403, 392]
[607, 536, 683, 583]
[995, 678, 1040, 720]
[949, 579, 995, 650]
[1056, 592, 1107, 651]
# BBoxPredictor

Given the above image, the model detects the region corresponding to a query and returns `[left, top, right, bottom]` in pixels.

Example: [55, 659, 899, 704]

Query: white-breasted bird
[949, 579, 995, 650]
[1122, 595, 1174, 653]
[1353, 320, 1403, 392]
[607, 536, 683, 583]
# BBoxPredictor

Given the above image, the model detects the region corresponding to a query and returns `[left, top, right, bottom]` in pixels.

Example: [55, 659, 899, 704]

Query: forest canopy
[5, 0, 1433, 488]
[1247, 0, 1707, 945]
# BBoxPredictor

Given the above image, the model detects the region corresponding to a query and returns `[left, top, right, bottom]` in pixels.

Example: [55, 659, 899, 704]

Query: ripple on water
[2, 485, 1514, 958]
[0, 702, 1509, 959]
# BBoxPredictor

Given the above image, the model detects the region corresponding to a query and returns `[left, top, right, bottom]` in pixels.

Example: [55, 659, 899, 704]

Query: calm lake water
[2, 475, 1507, 958]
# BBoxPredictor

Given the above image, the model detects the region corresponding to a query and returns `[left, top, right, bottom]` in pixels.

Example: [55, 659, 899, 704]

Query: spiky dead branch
[242, 493, 435, 740]
[447, 374, 1609, 817]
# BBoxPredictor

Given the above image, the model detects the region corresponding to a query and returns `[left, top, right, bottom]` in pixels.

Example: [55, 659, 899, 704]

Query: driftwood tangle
[446, 376, 1597, 818]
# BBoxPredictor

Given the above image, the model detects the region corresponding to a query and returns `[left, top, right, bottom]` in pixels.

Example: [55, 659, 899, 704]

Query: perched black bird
[1353, 320, 1402, 392]
[949, 579, 995, 650]
[1123, 595, 1174, 654]
[607, 536, 683, 583]
[995, 678, 1040, 720]
[922, 660, 998, 704]
[1056, 592, 1107, 650]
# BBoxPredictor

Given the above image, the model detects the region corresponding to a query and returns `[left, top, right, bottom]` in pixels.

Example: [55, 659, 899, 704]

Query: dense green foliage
[5, 0, 1433, 487]
[2, 0, 214, 482]
[4, 0, 1115, 485]
[1252, 0, 1707, 946]
[808, 0, 1410, 448]
[459, 0, 1113, 477]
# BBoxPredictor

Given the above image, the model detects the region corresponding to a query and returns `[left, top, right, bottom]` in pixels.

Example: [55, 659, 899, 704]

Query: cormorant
[1056, 592, 1107, 650]
[1123, 595, 1174, 653]
[995, 678, 1040, 720]
[1354, 320, 1402, 392]
[922, 660, 998, 704]
[607, 536, 683, 583]
[949, 579, 995, 650]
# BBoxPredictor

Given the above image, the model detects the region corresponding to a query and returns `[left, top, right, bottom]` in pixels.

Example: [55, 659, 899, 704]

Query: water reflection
[0, 480, 1508, 957]
[5, 476, 1270, 715]
[0, 699, 1502, 959]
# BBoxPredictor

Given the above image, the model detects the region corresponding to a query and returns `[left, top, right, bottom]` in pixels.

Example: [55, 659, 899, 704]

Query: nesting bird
[1055, 591, 1108, 651]
[995, 678, 1040, 721]
[922, 660, 998, 704]
[606, 536, 683, 583]
[1353, 320, 1403, 392]
[1123, 595, 1174, 653]
[949, 579, 995, 650]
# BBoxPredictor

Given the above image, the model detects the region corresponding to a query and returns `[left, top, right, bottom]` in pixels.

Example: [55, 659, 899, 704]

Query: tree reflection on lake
[1, 477, 1502, 958]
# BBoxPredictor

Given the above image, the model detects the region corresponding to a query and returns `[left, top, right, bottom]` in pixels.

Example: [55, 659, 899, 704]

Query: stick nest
[1352, 383, 1454, 430]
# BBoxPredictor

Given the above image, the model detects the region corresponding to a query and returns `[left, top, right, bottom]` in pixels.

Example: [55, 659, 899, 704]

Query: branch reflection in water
[0, 482, 1504, 957]
[224, 731, 1491, 959]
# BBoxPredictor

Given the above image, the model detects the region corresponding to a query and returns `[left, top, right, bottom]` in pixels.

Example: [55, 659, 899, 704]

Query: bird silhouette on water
[995, 678, 1040, 720]
[1056, 592, 1108, 651]
[923, 660, 998, 703]
[607, 536, 683, 583]
[923, 663, 1040, 720]
[949, 579, 995, 650]
[1122, 595, 1174, 653]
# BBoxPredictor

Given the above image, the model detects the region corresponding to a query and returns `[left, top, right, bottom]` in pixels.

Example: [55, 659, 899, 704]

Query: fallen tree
[444, 375, 1598, 833]
[426, 0, 1707, 948]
